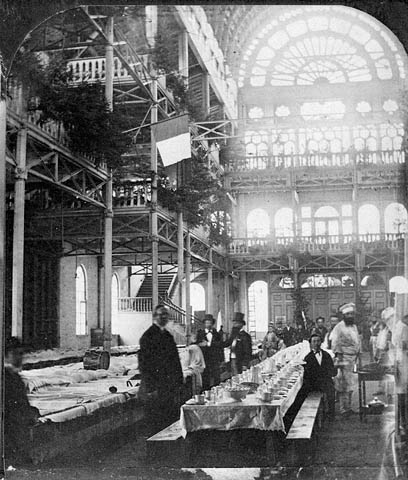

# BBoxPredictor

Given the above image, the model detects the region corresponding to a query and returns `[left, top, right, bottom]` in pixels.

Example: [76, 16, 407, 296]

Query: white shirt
[313, 350, 322, 365]
[205, 329, 213, 346]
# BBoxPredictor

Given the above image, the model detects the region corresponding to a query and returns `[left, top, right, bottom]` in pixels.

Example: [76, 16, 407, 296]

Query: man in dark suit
[138, 305, 184, 431]
[302, 333, 337, 419]
[281, 322, 297, 347]
[196, 313, 224, 390]
[285, 333, 336, 428]
[225, 312, 252, 376]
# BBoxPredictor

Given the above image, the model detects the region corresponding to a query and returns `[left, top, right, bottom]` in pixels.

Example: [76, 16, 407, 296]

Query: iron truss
[25, 206, 226, 271]
[6, 110, 109, 208]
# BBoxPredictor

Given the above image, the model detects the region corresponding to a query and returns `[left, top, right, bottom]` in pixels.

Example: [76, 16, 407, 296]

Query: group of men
[137, 306, 253, 430]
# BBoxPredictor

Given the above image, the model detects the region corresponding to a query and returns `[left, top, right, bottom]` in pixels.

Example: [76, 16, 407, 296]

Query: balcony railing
[67, 56, 147, 84]
[225, 150, 405, 172]
[118, 295, 201, 329]
[229, 233, 404, 255]
[112, 183, 151, 208]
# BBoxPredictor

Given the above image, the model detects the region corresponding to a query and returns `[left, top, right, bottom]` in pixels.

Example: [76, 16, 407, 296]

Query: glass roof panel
[244, 6, 407, 87]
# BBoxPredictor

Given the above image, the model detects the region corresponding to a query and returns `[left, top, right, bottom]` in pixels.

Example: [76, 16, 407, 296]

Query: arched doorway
[190, 282, 206, 315]
[248, 280, 268, 339]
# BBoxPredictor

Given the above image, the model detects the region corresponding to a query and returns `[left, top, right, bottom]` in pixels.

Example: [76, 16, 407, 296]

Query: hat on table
[338, 303, 355, 315]
[233, 312, 246, 325]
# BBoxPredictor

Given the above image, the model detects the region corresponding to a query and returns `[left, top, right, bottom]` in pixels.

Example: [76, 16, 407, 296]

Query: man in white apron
[330, 303, 361, 415]
[393, 313, 408, 436]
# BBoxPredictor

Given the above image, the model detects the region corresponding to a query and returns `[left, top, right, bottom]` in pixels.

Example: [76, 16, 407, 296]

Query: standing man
[330, 303, 361, 416]
[261, 323, 280, 359]
[302, 333, 337, 419]
[313, 316, 328, 342]
[5, 337, 39, 465]
[196, 313, 224, 390]
[393, 313, 408, 436]
[138, 305, 183, 431]
[225, 312, 252, 376]
[281, 321, 297, 347]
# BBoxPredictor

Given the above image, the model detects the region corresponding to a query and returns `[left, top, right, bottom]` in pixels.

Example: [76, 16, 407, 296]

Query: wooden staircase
[136, 274, 175, 298]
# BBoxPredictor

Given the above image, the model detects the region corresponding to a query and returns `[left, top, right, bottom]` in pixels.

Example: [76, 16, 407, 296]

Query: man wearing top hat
[224, 312, 253, 376]
[330, 302, 361, 415]
[196, 313, 224, 390]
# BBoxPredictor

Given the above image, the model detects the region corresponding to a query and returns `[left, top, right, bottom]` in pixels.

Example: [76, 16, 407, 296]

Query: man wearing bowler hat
[225, 312, 253, 376]
[196, 313, 224, 390]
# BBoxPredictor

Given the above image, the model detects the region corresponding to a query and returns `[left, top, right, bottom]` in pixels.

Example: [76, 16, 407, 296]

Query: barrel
[83, 349, 110, 370]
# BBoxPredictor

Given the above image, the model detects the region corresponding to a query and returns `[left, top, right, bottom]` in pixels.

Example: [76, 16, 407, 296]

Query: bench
[285, 392, 323, 466]
[146, 420, 189, 464]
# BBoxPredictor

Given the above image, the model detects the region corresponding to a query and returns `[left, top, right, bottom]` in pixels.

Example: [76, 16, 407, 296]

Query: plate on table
[239, 382, 259, 393]
[185, 399, 199, 405]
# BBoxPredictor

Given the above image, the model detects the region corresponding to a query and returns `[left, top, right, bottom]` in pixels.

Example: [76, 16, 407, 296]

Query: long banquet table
[180, 371, 303, 435]
[179, 341, 309, 464]
[180, 341, 309, 433]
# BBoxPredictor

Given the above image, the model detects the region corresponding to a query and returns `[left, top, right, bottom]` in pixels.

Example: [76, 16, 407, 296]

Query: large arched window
[314, 206, 339, 236]
[248, 280, 268, 334]
[275, 207, 294, 237]
[247, 208, 270, 237]
[384, 202, 408, 234]
[190, 283, 205, 314]
[111, 274, 120, 335]
[239, 6, 407, 88]
[358, 204, 380, 235]
[75, 265, 87, 335]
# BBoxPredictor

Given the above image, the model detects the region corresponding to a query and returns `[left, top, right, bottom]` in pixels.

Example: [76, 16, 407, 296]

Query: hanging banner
[151, 114, 191, 167]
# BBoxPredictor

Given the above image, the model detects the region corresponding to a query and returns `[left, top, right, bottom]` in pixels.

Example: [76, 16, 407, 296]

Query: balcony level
[229, 233, 403, 256]
[225, 150, 404, 173]
[224, 150, 404, 192]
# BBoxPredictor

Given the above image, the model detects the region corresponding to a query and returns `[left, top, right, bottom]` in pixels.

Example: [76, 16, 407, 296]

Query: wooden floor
[6, 369, 402, 480]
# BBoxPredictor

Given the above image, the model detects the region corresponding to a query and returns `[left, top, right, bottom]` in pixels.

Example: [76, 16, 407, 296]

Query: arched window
[248, 280, 268, 334]
[275, 207, 294, 237]
[361, 274, 385, 287]
[75, 265, 87, 335]
[358, 204, 380, 235]
[111, 274, 120, 335]
[314, 206, 339, 236]
[190, 283, 205, 314]
[247, 208, 270, 237]
[384, 202, 408, 234]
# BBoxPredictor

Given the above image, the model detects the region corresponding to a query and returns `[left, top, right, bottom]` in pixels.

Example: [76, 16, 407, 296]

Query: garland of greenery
[19, 58, 131, 169]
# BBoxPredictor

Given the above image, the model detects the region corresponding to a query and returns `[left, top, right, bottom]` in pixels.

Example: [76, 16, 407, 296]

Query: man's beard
[344, 317, 354, 325]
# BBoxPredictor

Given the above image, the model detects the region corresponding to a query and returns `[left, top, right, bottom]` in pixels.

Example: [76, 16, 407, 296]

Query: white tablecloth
[180, 372, 303, 436]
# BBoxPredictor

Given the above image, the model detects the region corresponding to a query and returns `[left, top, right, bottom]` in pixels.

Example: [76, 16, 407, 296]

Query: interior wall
[59, 255, 99, 350]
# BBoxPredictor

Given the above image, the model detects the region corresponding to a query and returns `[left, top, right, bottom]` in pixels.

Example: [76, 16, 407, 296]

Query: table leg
[265, 432, 281, 465]
[358, 375, 363, 422]
[362, 380, 367, 423]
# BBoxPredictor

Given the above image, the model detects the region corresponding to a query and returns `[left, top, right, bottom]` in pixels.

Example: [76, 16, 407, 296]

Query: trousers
[338, 391, 353, 414]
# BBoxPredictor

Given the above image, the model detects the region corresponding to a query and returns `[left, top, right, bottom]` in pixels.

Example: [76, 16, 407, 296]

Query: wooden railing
[119, 297, 152, 312]
[118, 295, 201, 330]
[225, 150, 405, 172]
[67, 56, 147, 84]
[229, 233, 404, 255]
[112, 183, 151, 208]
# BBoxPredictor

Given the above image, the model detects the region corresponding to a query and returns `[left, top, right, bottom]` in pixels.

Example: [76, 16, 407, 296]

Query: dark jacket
[282, 326, 297, 347]
[303, 349, 337, 392]
[138, 324, 183, 394]
[5, 366, 39, 463]
[196, 328, 224, 366]
[225, 329, 252, 368]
